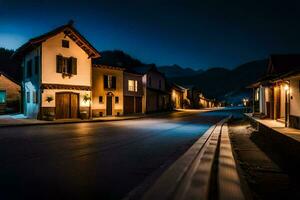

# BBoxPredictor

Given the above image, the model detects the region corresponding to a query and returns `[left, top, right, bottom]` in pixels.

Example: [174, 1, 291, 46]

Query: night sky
[1, 0, 300, 69]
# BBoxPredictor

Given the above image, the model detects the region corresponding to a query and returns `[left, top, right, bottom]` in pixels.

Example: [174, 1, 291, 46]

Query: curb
[142, 115, 245, 200]
[0, 111, 180, 128]
[0, 116, 145, 128]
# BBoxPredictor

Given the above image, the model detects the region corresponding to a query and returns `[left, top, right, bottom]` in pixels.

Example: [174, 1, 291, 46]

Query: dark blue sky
[1, 0, 300, 69]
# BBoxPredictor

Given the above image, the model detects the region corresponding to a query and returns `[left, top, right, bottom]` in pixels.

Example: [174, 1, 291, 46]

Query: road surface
[0, 109, 233, 200]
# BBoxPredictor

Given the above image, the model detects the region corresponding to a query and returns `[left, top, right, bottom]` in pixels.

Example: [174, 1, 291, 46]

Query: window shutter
[34, 56, 39, 74]
[112, 76, 116, 89]
[69, 57, 77, 75]
[56, 55, 63, 73]
[104, 75, 108, 89]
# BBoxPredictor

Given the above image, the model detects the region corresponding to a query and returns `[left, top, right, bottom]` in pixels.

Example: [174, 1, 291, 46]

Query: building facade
[14, 22, 100, 119]
[0, 72, 21, 114]
[169, 82, 186, 109]
[92, 65, 124, 117]
[251, 54, 300, 129]
[132, 65, 169, 113]
[123, 71, 143, 114]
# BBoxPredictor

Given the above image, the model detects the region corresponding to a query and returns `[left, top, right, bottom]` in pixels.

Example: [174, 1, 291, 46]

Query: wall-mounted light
[284, 84, 289, 91]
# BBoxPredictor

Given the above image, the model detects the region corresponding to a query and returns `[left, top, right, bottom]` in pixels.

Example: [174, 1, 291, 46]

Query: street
[0, 109, 232, 200]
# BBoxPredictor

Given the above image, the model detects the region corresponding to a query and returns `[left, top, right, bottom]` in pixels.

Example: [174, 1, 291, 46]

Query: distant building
[0, 72, 21, 114]
[199, 93, 214, 108]
[131, 65, 170, 113]
[168, 82, 186, 109]
[92, 65, 124, 117]
[14, 22, 100, 119]
[123, 71, 144, 114]
[250, 54, 300, 129]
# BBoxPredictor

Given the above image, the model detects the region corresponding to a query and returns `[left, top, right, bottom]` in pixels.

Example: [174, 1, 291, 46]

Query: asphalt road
[0, 109, 233, 200]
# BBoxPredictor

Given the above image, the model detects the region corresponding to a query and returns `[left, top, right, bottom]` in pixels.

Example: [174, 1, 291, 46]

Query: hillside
[0, 48, 21, 82]
[171, 59, 268, 100]
[158, 64, 203, 77]
[93, 50, 144, 68]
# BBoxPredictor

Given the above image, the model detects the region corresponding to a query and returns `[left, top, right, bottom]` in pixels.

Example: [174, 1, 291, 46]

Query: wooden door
[124, 96, 134, 114]
[70, 93, 79, 118]
[56, 93, 70, 119]
[106, 96, 113, 116]
[269, 88, 274, 119]
[135, 97, 142, 113]
[275, 87, 281, 119]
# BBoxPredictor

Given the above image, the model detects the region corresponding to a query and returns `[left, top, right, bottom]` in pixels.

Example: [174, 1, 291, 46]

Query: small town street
[0, 109, 233, 200]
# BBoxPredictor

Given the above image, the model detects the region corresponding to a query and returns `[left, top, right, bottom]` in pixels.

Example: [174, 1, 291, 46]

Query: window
[56, 55, 77, 75]
[159, 80, 162, 89]
[34, 56, 39, 75]
[128, 80, 138, 92]
[104, 75, 116, 89]
[99, 96, 103, 103]
[26, 92, 30, 103]
[0, 91, 6, 104]
[62, 57, 69, 73]
[128, 80, 134, 91]
[148, 76, 152, 86]
[27, 60, 32, 78]
[32, 91, 38, 104]
[62, 40, 69, 48]
[115, 96, 119, 104]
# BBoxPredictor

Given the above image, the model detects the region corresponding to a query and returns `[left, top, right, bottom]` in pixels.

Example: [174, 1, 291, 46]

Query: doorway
[106, 95, 113, 116]
[55, 92, 79, 119]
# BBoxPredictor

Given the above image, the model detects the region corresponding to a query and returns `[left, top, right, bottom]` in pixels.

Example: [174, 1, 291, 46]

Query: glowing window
[0, 91, 6, 104]
[128, 80, 138, 92]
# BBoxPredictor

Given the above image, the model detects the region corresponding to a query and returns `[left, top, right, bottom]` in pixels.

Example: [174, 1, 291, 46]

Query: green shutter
[104, 75, 108, 89]
[56, 55, 63, 73]
[112, 76, 116, 89]
[71, 57, 77, 75]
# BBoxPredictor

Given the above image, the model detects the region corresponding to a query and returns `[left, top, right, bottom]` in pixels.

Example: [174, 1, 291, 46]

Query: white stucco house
[250, 54, 300, 129]
[14, 21, 100, 119]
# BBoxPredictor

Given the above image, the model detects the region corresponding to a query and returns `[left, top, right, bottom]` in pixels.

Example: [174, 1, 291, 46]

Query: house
[250, 54, 300, 129]
[14, 21, 100, 119]
[92, 65, 124, 117]
[123, 70, 143, 114]
[186, 86, 202, 108]
[168, 82, 186, 109]
[0, 72, 21, 114]
[199, 94, 214, 108]
[131, 65, 170, 113]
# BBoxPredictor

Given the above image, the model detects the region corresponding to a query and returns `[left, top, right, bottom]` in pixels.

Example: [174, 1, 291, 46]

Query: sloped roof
[0, 71, 20, 86]
[167, 81, 186, 92]
[93, 64, 125, 71]
[130, 65, 154, 74]
[249, 54, 300, 88]
[129, 64, 163, 75]
[268, 54, 300, 75]
[13, 22, 100, 58]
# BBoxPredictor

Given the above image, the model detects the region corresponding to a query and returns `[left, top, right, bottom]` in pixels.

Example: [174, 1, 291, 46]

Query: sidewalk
[228, 118, 298, 200]
[244, 113, 300, 142]
[0, 113, 147, 128]
[0, 109, 213, 128]
[0, 108, 220, 128]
